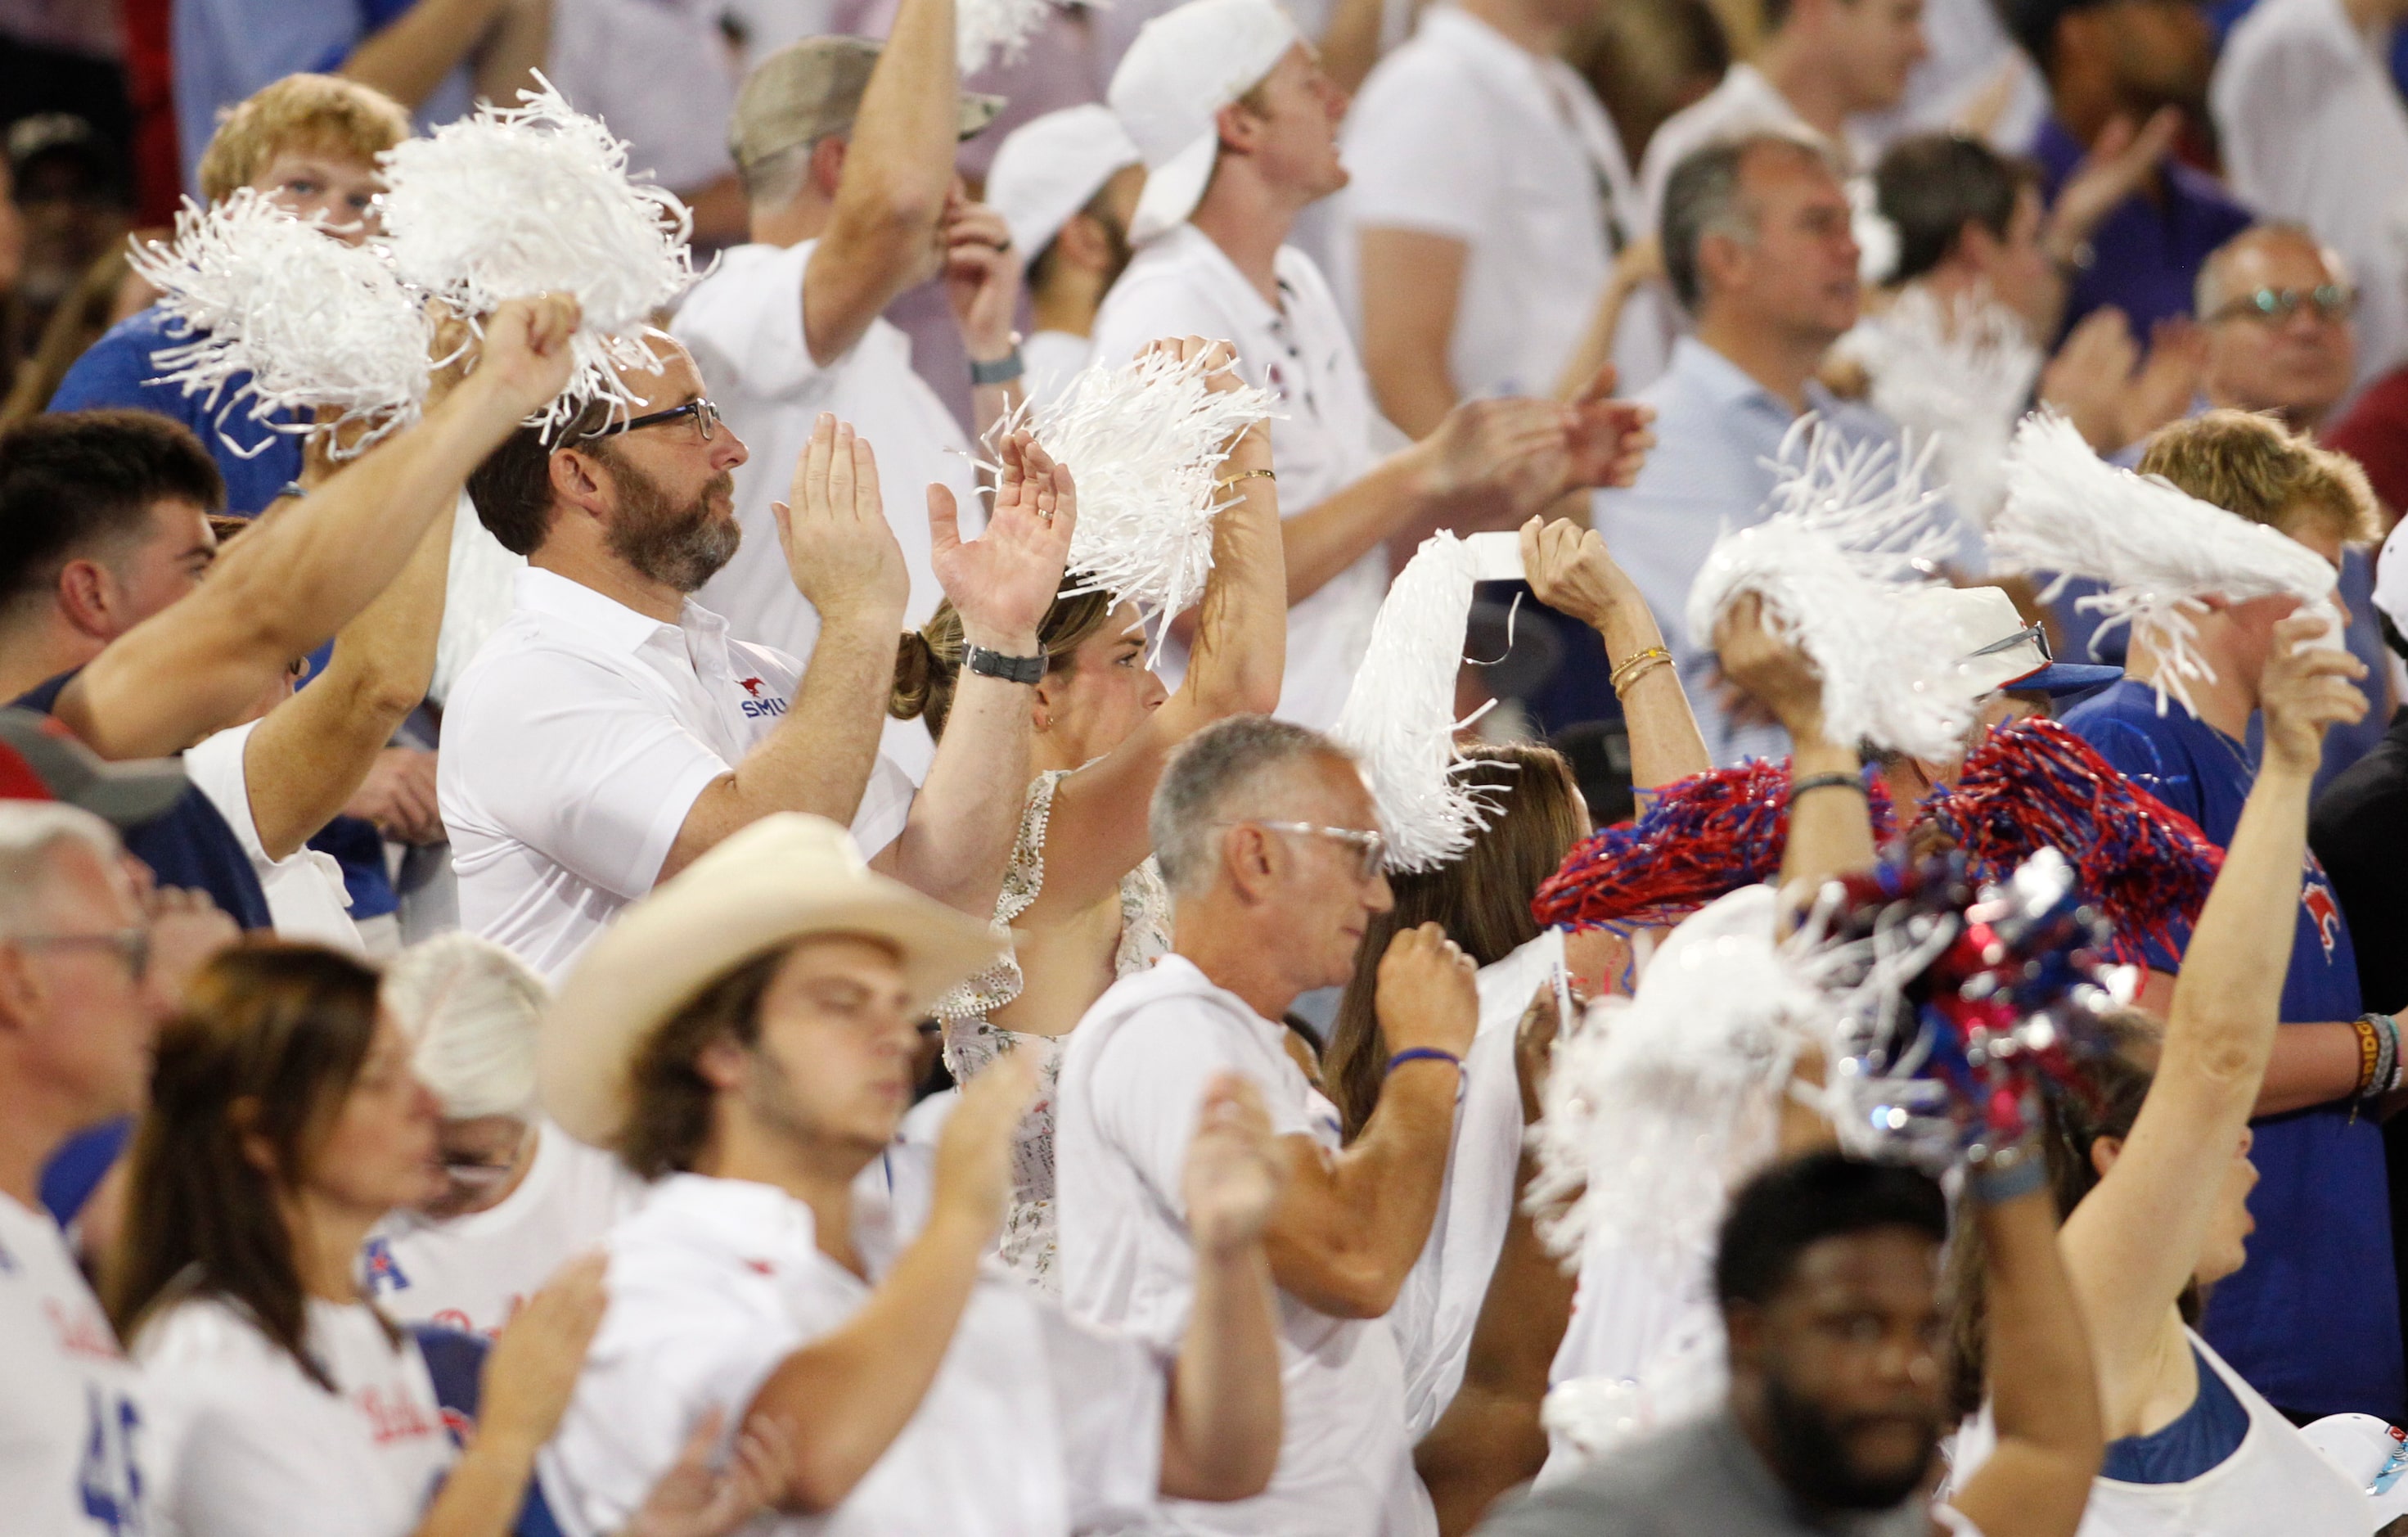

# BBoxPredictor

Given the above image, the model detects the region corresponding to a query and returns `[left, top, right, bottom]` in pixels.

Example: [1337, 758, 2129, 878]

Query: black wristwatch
[969, 347, 1025, 386]
[963, 643, 1044, 684]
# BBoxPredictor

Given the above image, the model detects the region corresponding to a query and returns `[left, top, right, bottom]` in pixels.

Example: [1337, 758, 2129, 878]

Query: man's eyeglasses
[2209, 285, 2355, 325]
[581, 398, 722, 443]
[1220, 820, 1390, 879]
[441, 1122, 538, 1190]
[14, 927, 151, 980]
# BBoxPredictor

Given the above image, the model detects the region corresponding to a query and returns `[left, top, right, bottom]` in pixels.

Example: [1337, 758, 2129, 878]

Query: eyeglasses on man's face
[13, 926, 151, 982]
[2209, 284, 2355, 326]
[581, 398, 722, 444]
[1219, 820, 1390, 880]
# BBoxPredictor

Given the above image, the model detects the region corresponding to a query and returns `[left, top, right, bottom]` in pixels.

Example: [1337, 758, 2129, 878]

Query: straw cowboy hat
[538, 813, 1003, 1147]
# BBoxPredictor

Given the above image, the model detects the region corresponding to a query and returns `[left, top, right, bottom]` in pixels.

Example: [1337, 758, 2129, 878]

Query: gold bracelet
[1609, 645, 1672, 694]
[1217, 467, 1276, 491]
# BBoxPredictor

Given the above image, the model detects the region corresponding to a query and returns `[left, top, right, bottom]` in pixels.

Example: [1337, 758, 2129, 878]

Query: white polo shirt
[182, 719, 364, 954]
[0, 1192, 150, 1535]
[1056, 955, 1434, 1537]
[539, 1173, 1168, 1537]
[1336, 5, 1637, 401]
[362, 1123, 648, 1339]
[136, 1294, 454, 1537]
[1024, 327, 1092, 408]
[1089, 224, 1389, 729]
[438, 567, 916, 979]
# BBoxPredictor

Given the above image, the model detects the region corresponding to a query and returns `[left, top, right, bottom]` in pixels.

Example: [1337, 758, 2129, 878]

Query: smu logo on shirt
[736, 676, 787, 719]
[362, 1237, 411, 1296]
[2305, 881, 2343, 960]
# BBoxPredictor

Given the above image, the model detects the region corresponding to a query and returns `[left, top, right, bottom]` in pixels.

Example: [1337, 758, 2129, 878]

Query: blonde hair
[2137, 409, 2379, 544]
[196, 74, 412, 204]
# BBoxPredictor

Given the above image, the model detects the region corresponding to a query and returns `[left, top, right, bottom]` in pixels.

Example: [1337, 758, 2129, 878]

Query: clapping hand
[931, 1048, 1042, 1238]
[934, 430, 1076, 651]
[622, 1409, 796, 1537]
[1559, 365, 1655, 490]
[479, 1251, 610, 1453]
[1183, 1074, 1285, 1258]
[777, 412, 911, 632]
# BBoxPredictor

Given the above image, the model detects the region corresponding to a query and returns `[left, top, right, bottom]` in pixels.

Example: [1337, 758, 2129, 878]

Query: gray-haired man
[1055, 714, 1477, 1537]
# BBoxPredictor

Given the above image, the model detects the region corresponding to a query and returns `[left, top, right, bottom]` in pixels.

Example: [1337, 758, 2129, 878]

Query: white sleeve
[1087, 1007, 1312, 1223]
[1341, 62, 1493, 242]
[669, 242, 827, 399]
[1040, 1306, 1169, 1530]
[448, 648, 731, 899]
[179, 723, 267, 866]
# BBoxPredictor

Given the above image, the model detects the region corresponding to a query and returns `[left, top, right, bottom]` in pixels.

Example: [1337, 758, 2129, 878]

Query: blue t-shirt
[2064, 679, 2401, 1419]
[47, 306, 304, 516]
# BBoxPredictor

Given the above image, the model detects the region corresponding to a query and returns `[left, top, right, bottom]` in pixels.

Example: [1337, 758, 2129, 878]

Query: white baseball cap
[1109, 0, 1301, 244]
[2374, 520, 2408, 640]
[1898, 585, 2122, 696]
[987, 105, 1143, 261]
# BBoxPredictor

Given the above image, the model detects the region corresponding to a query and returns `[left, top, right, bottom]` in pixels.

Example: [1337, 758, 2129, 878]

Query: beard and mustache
[601, 452, 741, 593]
[1758, 1368, 1940, 1512]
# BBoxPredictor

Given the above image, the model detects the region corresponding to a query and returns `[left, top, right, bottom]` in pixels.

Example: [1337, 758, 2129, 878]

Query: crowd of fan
[4, 0, 2408, 1531]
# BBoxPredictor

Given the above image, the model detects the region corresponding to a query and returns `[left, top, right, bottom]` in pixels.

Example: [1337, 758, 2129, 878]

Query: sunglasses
[2209, 285, 2355, 325]
[1222, 820, 1391, 879]
[1967, 621, 2051, 664]
[580, 398, 722, 443]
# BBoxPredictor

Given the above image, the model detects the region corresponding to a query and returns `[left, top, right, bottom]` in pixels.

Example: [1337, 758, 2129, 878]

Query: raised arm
[740, 1052, 1037, 1512]
[1356, 230, 1468, 440]
[871, 431, 1076, 914]
[1519, 515, 1706, 789]
[1159, 1073, 1286, 1502]
[1032, 339, 1287, 922]
[58, 294, 581, 761]
[337, 0, 511, 110]
[2058, 615, 2367, 1408]
[1946, 1177, 2103, 1537]
[801, 0, 959, 366]
[660, 414, 910, 881]
[1263, 924, 1476, 1318]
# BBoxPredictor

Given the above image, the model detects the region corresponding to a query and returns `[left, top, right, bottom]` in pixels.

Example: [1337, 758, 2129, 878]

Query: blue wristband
[1386, 1048, 1462, 1076]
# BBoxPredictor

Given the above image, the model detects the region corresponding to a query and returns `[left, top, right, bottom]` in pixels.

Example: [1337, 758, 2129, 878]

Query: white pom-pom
[958, 0, 1084, 72]
[1527, 886, 1811, 1264]
[1839, 287, 2040, 528]
[1992, 411, 2343, 714]
[128, 189, 436, 455]
[1000, 347, 1277, 640]
[1684, 423, 1984, 761]
[376, 74, 699, 435]
[1329, 531, 1502, 873]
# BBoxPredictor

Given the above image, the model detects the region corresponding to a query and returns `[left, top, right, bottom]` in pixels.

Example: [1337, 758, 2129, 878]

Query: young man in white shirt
[536, 812, 1287, 1536]
[1095, 0, 1655, 731]
[672, 2, 1024, 747]
[0, 796, 236, 1535]
[444, 341, 1075, 978]
[1057, 715, 1482, 1537]
[985, 105, 1145, 404]
[2213, 0, 2408, 393]
[1339, 0, 1641, 433]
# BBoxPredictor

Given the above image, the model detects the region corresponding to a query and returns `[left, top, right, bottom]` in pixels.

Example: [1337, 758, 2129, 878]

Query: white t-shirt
[362, 1123, 648, 1338]
[1024, 327, 1093, 408]
[439, 566, 916, 980]
[136, 1294, 454, 1537]
[671, 237, 980, 773]
[182, 719, 363, 953]
[0, 1192, 150, 1536]
[2213, 0, 2408, 389]
[545, 0, 738, 195]
[1336, 5, 1637, 401]
[539, 1173, 1168, 1537]
[1089, 225, 1389, 729]
[1056, 954, 1434, 1537]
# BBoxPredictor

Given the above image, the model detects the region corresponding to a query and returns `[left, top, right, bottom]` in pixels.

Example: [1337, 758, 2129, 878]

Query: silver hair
[0, 802, 122, 936]
[383, 932, 551, 1121]
[1150, 714, 1355, 895]
[738, 137, 822, 209]
[1660, 128, 1841, 313]
[2194, 222, 2344, 321]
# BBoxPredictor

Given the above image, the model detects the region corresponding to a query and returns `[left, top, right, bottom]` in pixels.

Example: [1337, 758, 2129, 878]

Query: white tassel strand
[376, 74, 700, 435]
[1685, 423, 1984, 762]
[1330, 531, 1504, 873]
[1839, 286, 2040, 529]
[128, 189, 436, 455]
[958, 0, 1084, 73]
[1991, 411, 2343, 714]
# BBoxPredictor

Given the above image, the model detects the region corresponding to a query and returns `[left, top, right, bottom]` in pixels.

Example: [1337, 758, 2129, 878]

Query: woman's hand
[936, 430, 1077, 652]
[1519, 516, 1644, 631]
[476, 1250, 608, 1454]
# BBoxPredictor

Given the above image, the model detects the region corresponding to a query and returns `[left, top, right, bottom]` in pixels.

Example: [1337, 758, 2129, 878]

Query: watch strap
[963, 643, 1044, 684]
[969, 348, 1025, 386]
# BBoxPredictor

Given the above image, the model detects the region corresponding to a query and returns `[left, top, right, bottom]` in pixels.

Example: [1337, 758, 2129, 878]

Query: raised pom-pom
[1839, 287, 2040, 528]
[1330, 531, 1504, 872]
[1992, 411, 2344, 714]
[1685, 422, 1983, 762]
[1001, 347, 1277, 642]
[129, 189, 437, 456]
[376, 74, 699, 435]
[1532, 759, 1897, 933]
[1922, 716, 2223, 966]
[958, 0, 1079, 72]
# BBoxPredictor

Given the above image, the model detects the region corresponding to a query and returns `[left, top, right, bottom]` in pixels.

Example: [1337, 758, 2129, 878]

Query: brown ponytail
[882, 584, 1122, 743]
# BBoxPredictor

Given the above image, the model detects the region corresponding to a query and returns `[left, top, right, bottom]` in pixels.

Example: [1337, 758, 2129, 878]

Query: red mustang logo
[737, 677, 765, 698]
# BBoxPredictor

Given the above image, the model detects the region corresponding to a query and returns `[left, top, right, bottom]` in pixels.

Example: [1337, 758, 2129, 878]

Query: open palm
[929, 430, 1078, 645]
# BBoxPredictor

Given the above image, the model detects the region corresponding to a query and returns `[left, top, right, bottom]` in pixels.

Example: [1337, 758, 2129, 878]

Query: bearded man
[441, 340, 1074, 977]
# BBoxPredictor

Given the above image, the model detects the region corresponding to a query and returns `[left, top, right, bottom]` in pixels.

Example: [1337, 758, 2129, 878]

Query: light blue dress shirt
[1594, 336, 1986, 766]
